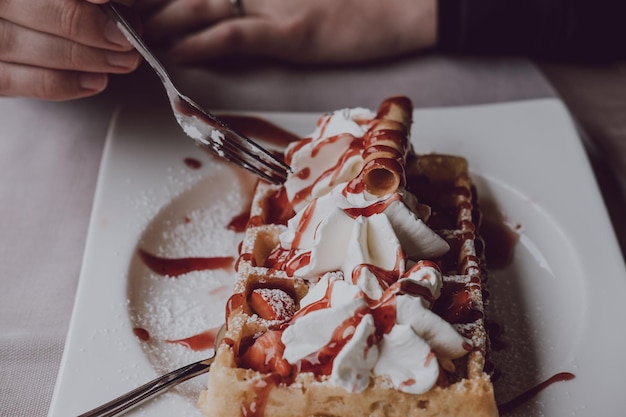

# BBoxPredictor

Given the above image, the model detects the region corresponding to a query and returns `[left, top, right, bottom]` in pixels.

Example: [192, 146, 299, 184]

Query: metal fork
[77, 325, 226, 417]
[102, 3, 290, 184]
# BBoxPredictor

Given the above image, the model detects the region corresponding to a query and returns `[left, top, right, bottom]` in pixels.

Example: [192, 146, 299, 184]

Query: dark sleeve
[438, 0, 626, 61]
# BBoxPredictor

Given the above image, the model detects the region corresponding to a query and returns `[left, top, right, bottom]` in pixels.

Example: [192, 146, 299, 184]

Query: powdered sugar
[127, 164, 256, 403]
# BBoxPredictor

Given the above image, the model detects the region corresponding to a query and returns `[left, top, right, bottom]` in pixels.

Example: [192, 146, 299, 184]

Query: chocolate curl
[348, 96, 413, 196]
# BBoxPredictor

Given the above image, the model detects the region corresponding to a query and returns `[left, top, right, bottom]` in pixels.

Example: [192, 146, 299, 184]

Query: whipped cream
[281, 267, 470, 394]
[278, 184, 449, 281]
[271, 103, 470, 394]
[284, 108, 374, 211]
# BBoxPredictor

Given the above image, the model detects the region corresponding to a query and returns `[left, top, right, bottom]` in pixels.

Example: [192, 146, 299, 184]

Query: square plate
[48, 98, 626, 417]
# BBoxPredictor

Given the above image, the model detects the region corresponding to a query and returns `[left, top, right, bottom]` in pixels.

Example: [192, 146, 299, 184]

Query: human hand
[0, 0, 141, 100]
[137, 0, 436, 65]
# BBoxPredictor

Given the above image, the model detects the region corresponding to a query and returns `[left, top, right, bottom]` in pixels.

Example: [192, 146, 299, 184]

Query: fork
[77, 325, 226, 417]
[102, 3, 290, 184]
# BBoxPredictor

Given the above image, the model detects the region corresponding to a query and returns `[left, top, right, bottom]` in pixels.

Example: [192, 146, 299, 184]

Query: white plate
[48, 98, 626, 417]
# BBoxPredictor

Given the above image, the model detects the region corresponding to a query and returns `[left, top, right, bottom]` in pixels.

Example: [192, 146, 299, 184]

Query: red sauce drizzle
[399, 379, 416, 388]
[328, 137, 363, 186]
[369, 289, 397, 337]
[376, 96, 412, 120]
[264, 247, 312, 274]
[345, 176, 365, 194]
[291, 200, 317, 248]
[285, 137, 312, 166]
[289, 135, 364, 207]
[183, 157, 202, 169]
[138, 249, 234, 277]
[295, 167, 310, 180]
[361, 143, 402, 161]
[316, 114, 333, 135]
[433, 281, 483, 324]
[226, 293, 245, 326]
[235, 253, 255, 271]
[262, 196, 319, 274]
[133, 327, 150, 341]
[166, 326, 222, 351]
[263, 247, 290, 269]
[352, 263, 399, 289]
[291, 183, 316, 209]
[285, 252, 311, 275]
[228, 210, 250, 232]
[351, 248, 405, 290]
[311, 133, 353, 157]
[498, 372, 576, 415]
[297, 307, 369, 375]
[397, 279, 435, 306]
[290, 279, 334, 319]
[343, 193, 402, 218]
[264, 186, 296, 226]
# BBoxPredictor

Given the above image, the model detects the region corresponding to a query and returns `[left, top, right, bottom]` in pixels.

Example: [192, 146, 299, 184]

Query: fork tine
[195, 131, 289, 184]
[217, 137, 288, 182]
[200, 140, 287, 184]
[176, 96, 290, 183]
[219, 123, 291, 171]
[219, 130, 290, 180]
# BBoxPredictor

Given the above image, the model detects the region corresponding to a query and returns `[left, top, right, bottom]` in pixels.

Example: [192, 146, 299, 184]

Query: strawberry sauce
[166, 325, 222, 351]
[137, 249, 234, 277]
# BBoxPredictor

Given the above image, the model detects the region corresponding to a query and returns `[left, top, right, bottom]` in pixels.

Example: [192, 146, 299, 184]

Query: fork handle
[101, 3, 177, 97]
[77, 358, 213, 417]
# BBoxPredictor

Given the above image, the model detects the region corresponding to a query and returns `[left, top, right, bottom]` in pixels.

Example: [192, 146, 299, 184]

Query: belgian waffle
[198, 98, 498, 417]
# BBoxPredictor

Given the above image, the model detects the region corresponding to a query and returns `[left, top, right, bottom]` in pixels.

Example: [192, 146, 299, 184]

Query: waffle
[198, 98, 498, 417]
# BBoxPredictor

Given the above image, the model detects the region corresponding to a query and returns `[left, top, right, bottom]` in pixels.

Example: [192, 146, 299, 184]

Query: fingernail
[80, 73, 108, 91]
[106, 51, 140, 69]
[104, 19, 131, 47]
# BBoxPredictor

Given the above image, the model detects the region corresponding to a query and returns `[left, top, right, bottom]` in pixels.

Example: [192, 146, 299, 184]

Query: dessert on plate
[198, 96, 498, 416]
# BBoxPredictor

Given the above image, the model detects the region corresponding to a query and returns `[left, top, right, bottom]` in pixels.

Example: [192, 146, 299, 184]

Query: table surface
[1, 53, 625, 417]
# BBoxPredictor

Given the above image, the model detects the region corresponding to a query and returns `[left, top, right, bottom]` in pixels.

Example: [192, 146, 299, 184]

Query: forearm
[437, 0, 626, 61]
